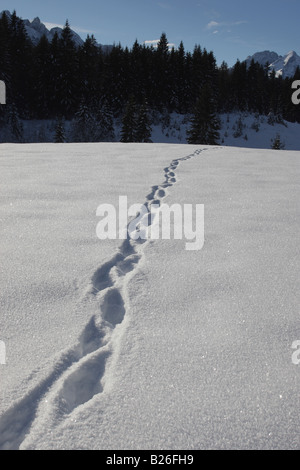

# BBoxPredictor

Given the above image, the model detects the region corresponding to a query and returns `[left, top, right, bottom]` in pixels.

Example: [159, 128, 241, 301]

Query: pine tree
[54, 117, 66, 143]
[78, 34, 100, 102]
[56, 20, 79, 117]
[96, 102, 115, 141]
[32, 34, 52, 118]
[9, 11, 33, 116]
[135, 102, 152, 142]
[48, 32, 60, 116]
[103, 44, 128, 115]
[233, 115, 244, 138]
[0, 11, 11, 88]
[187, 85, 220, 145]
[229, 60, 248, 111]
[120, 97, 137, 142]
[217, 61, 230, 113]
[6, 102, 24, 142]
[172, 41, 187, 113]
[156, 32, 169, 55]
[71, 102, 96, 142]
[154, 33, 171, 110]
[271, 133, 285, 150]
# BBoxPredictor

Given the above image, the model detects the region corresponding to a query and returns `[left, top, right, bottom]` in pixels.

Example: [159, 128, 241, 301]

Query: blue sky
[4, 0, 299, 66]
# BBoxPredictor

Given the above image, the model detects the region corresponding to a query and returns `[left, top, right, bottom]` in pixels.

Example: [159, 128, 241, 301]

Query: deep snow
[0, 143, 299, 450]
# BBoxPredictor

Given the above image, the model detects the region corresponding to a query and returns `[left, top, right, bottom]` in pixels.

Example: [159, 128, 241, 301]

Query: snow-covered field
[0, 143, 299, 450]
[219, 113, 300, 150]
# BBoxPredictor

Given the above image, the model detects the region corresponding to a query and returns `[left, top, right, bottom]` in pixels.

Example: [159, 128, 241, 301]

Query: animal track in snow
[101, 288, 125, 326]
[0, 147, 209, 450]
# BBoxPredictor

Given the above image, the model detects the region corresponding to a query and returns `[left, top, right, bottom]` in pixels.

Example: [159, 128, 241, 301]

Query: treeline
[0, 10, 299, 134]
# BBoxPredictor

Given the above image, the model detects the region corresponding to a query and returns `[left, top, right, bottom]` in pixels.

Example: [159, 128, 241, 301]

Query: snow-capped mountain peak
[0, 10, 84, 46]
[23, 16, 54, 45]
[23, 16, 84, 47]
[0, 10, 112, 51]
[245, 50, 279, 67]
[245, 50, 300, 78]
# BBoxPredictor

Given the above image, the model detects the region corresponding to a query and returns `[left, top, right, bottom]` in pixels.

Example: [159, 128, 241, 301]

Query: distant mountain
[245, 50, 300, 78]
[0, 10, 113, 52]
[25, 16, 85, 47]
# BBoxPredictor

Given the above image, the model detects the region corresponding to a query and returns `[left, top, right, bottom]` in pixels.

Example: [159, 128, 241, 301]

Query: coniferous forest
[0, 10, 299, 143]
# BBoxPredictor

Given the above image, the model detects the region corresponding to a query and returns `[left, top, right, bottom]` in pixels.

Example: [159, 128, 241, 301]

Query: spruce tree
[54, 117, 66, 143]
[154, 33, 171, 110]
[120, 97, 137, 142]
[271, 133, 285, 150]
[78, 34, 100, 102]
[48, 32, 60, 117]
[71, 102, 96, 142]
[233, 115, 244, 138]
[9, 11, 33, 116]
[0, 12, 11, 88]
[135, 102, 152, 142]
[6, 102, 24, 142]
[187, 85, 220, 145]
[56, 20, 79, 117]
[104, 44, 128, 115]
[172, 41, 187, 113]
[96, 102, 115, 141]
[33, 34, 52, 118]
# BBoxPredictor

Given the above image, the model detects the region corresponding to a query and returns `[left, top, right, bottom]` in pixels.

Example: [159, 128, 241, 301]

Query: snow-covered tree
[271, 133, 285, 150]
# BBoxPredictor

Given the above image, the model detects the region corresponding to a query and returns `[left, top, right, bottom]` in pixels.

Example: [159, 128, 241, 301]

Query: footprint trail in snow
[0, 147, 208, 450]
